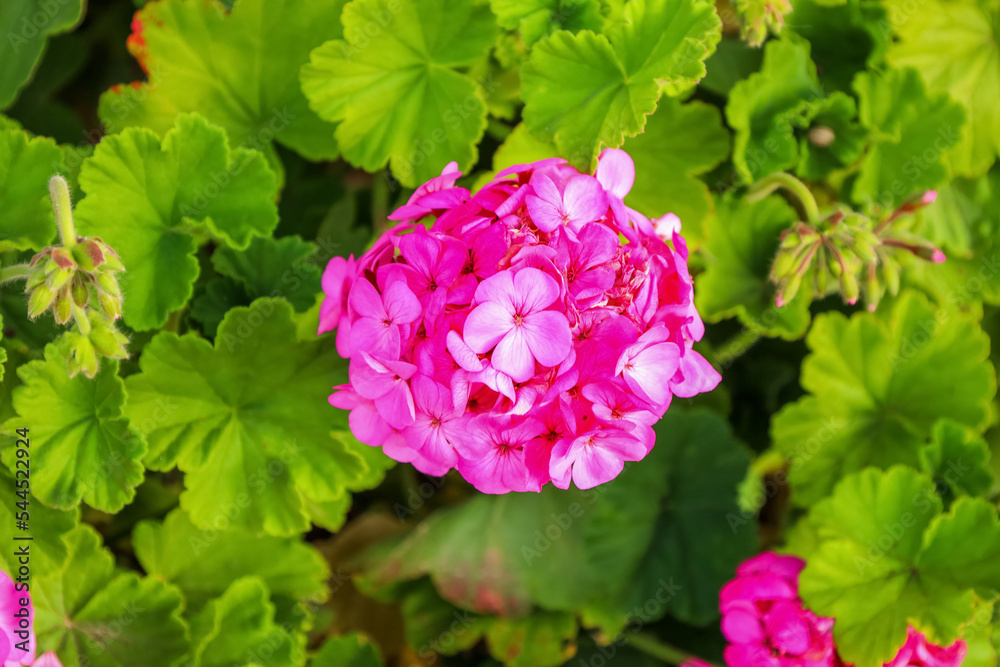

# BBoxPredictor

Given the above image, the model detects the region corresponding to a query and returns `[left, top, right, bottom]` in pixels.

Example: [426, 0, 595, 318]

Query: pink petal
[491, 328, 535, 383]
[348, 278, 387, 320]
[596, 148, 635, 199]
[764, 601, 812, 656]
[383, 280, 422, 324]
[572, 442, 626, 489]
[375, 382, 416, 429]
[464, 302, 515, 353]
[562, 174, 608, 225]
[349, 403, 393, 446]
[521, 311, 572, 367]
[525, 194, 565, 233]
[671, 351, 722, 398]
[32, 653, 64, 667]
[721, 602, 764, 644]
[513, 267, 561, 313]
[473, 269, 517, 306]
[447, 330, 484, 371]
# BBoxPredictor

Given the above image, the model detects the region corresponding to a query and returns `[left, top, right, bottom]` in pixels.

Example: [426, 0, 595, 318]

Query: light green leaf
[98, 0, 344, 165]
[1, 345, 145, 512]
[521, 0, 721, 166]
[772, 290, 996, 506]
[491, 0, 602, 46]
[852, 67, 966, 210]
[189, 577, 305, 667]
[887, 0, 1000, 176]
[695, 195, 811, 339]
[211, 235, 321, 312]
[919, 419, 995, 500]
[74, 113, 279, 331]
[0, 0, 84, 109]
[301, 0, 497, 187]
[34, 524, 189, 667]
[726, 37, 821, 183]
[800, 467, 1000, 666]
[623, 97, 729, 242]
[134, 508, 330, 612]
[123, 298, 368, 535]
[310, 634, 384, 667]
[0, 129, 61, 250]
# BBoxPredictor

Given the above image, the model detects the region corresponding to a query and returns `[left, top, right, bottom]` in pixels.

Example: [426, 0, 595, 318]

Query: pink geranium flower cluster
[1, 571, 61, 667]
[719, 553, 966, 667]
[320, 150, 720, 493]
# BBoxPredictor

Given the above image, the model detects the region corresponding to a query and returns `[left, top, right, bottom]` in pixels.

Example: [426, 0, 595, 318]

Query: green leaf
[852, 67, 966, 210]
[310, 634, 384, 667]
[919, 419, 995, 500]
[800, 466, 1000, 666]
[98, 0, 344, 166]
[485, 611, 577, 667]
[134, 509, 330, 612]
[0, 464, 77, 575]
[0, 0, 84, 109]
[581, 409, 755, 633]
[34, 524, 189, 667]
[490, 0, 602, 46]
[726, 37, 821, 183]
[794, 91, 867, 181]
[772, 290, 996, 506]
[123, 298, 367, 535]
[211, 235, 321, 312]
[74, 113, 279, 331]
[394, 581, 489, 656]
[190, 277, 252, 337]
[887, 0, 1000, 176]
[301, 0, 497, 187]
[1, 345, 146, 512]
[521, 0, 721, 166]
[623, 97, 730, 242]
[695, 195, 811, 339]
[189, 577, 305, 667]
[0, 128, 61, 250]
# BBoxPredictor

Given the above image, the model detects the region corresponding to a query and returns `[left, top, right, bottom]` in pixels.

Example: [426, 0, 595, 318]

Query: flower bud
[99, 292, 122, 320]
[71, 336, 99, 379]
[48, 266, 73, 291]
[96, 272, 121, 299]
[50, 248, 76, 270]
[90, 325, 129, 359]
[54, 290, 74, 325]
[72, 239, 105, 272]
[776, 273, 802, 308]
[27, 285, 56, 319]
[841, 270, 859, 305]
[779, 232, 800, 250]
[71, 277, 90, 308]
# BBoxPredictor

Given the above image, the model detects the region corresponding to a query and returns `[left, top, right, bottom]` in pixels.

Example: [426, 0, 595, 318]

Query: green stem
[72, 303, 91, 336]
[50, 175, 77, 250]
[746, 173, 822, 225]
[714, 328, 761, 367]
[0, 263, 32, 284]
[625, 633, 711, 666]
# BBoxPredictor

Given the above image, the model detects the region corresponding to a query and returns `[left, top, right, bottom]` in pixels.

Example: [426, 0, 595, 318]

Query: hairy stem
[625, 632, 714, 666]
[0, 263, 32, 284]
[746, 173, 822, 225]
[50, 175, 77, 250]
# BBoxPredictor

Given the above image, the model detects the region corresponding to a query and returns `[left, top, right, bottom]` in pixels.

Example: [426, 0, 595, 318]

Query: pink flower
[320, 155, 720, 493]
[549, 428, 646, 489]
[884, 628, 966, 667]
[348, 278, 422, 358]
[525, 172, 608, 232]
[0, 570, 61, 667]
[455, 415, 546, 493]
[463, 268, 572, 383]
[720, 553, 837, 667]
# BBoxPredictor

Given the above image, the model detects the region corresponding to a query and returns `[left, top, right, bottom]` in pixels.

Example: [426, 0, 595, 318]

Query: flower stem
[714, 328, 761, 367]
[49, 175, 77, 250]
[746, 173, 822, 225]
[625, 632, 712, 666]
[0, 263, 31, 284]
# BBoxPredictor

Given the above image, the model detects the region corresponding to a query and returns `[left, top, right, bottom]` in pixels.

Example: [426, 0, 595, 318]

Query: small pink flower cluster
[320, 150, 720, 493]
[1, 570, 61, 667]
[719, 553, 967, 667]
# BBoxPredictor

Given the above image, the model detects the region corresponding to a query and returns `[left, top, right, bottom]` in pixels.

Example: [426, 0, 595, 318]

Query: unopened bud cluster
[769, 185, 944, 311]
[8, 175, 129, 378]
